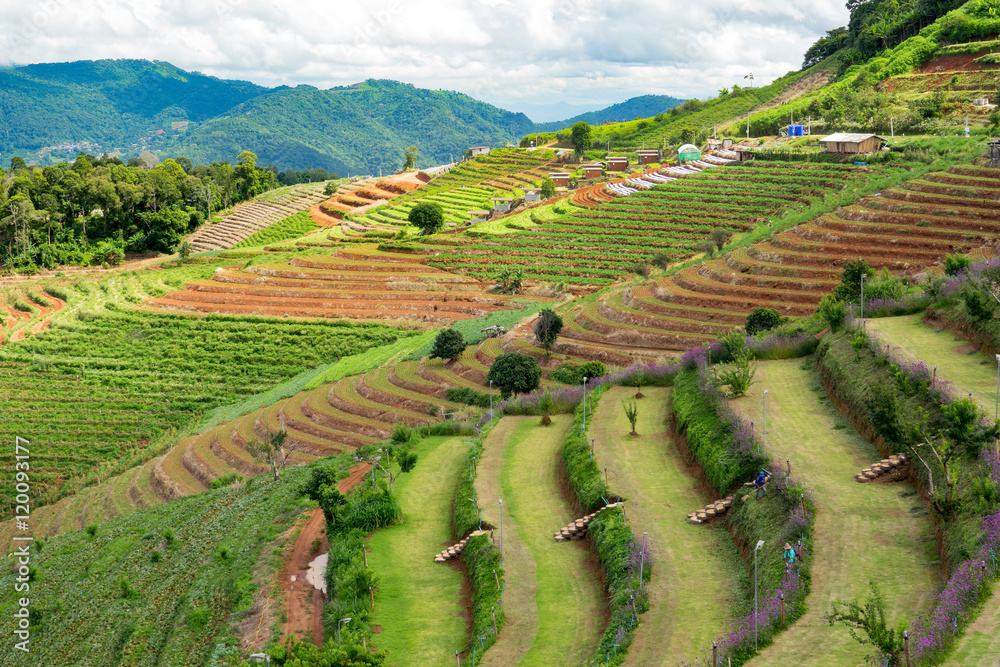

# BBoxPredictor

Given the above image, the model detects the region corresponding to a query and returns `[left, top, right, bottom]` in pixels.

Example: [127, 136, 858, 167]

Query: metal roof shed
[819, 133, 885, 154]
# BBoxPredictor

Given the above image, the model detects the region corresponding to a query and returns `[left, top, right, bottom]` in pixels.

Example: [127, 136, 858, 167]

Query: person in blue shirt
[783, 542, 796, 566]
[753, 470, 769, 500]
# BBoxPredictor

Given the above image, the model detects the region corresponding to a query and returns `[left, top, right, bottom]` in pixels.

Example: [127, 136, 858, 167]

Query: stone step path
[854, 454, 909, 483]
[433, 529, 490, 563]
[552, 502, 621, 542]
[686, 495, 735, 524]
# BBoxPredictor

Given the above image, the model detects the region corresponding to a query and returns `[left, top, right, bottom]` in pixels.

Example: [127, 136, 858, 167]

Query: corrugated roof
[820, 133, 884, 143]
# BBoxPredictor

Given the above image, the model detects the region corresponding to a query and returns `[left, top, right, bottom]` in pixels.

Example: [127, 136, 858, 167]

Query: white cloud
[0, 0, 850, 119]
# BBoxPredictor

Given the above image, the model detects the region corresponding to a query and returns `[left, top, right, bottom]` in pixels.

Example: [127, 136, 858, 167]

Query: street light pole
[860, 273, 866, 325]
[498, 498, 503, 563]
[639, 532, 648, 588]
[582, 377, 588, 435]
[754, 541, 764, 652]
[762, 390, 768, 454]
[338, 617, 352, 647]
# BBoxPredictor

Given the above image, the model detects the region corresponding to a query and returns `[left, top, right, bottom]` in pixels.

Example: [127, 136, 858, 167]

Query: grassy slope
[734, 360, 938, 666]
[0, 468, 313, 666]
[590, 387, 737, 665]
[864, 315, 1000, 666]
[866, 314, 1000, 419]
[367, 436, 468, 667]
[478, 416, 604, 667]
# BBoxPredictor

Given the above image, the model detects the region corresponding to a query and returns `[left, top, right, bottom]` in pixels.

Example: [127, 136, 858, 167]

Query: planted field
[187, 182, 328, 253]
[551, 164, 1000, 356]
[0, 465, 315, 666]
[478, 416, 605, 667]
[368, 436, 469, 665]
[0, 306, 406, 509]
[424, 162, 869, 287]
[149, 245, 536, 326]
[590, 387, 737, 665]
[232, 211, 320, 249]
[734, 360, 938, 666]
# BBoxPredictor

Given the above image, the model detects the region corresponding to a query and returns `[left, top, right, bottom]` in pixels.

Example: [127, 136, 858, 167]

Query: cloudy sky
[0, 0, 849, 121]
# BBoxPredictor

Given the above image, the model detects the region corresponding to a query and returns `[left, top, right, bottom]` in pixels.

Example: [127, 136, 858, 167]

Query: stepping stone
[687, 512, 696, 520]
[435, 556, 447, 563]
[863, 471, 878, 479]
[854, 474, 867, 483]
[705, 508, 717, 517]
[554, 535, 565, 542]
[696, 511, 708, 520]
[722, 499, 733, 508]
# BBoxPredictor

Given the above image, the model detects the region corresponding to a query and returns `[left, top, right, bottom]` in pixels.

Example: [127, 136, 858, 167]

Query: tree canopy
[408, 202, 445, 235]
[486, 352, 542, 399]
[570, 121, 593, 155]
[430, 328, 466, 361]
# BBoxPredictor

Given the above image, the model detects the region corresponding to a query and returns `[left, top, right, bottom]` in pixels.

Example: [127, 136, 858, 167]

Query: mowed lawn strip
[736, 360, 938, 666]
[479, 416, 605, 667]
[866, 314, 1000, 416]
[368, 436, 468, 666]
[865, 315, 1000, 665]
[478, 418, 539, 667]
[591, 386, 736, 665]
[504, 416, 604, 666]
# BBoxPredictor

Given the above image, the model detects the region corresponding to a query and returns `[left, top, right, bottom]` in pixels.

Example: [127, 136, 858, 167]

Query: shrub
[945, 253, 971, 275]
[486, 352, 542, 399]
[717, 351, 757, 397]
[745, 307, 784, 336]
[210, 472, 243, 489]
[962, 287, 994, 321]
[818, 295, 847, 332]
[551, 361, 607, 385]
[430, 328, 466, 361]
[446, 386, 491, 407]
[389, 423, 413, 446]
[540, 179, 557, 198]
[651, 251, 671, 270]
[85, 524, 98, 537]
[533, 308, 563, 353]
[398, 450, 418, 473]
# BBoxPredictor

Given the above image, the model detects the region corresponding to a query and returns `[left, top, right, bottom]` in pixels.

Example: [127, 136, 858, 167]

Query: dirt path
[591, 387, 736, 665]
[735, 360, 938, 666]
[479, 416, 604, 667]
[282, 462, 371, 645]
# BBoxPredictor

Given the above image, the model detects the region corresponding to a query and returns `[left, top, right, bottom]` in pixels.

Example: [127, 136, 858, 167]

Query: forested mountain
[533, 94, 685, 133]
[0, 61, 535, 174]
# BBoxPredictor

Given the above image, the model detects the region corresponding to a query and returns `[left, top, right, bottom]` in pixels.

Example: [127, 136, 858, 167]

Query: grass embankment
[477, 416, 604, 667]
[866, 314, 1000, 417]
[734, 360, 938, 666]
[864, 315, 1000, 666]
[367, 436, 468, 666]
[590, 387, 738, 665]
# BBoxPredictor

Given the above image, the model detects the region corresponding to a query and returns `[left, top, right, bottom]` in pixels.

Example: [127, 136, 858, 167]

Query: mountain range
[0, 60, 536, 174]
[532, 94, 686, 133]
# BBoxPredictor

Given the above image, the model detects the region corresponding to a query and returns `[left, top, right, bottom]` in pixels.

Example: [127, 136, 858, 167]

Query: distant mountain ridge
[0, 60, 534, 174]
[533, 94, 685, 133]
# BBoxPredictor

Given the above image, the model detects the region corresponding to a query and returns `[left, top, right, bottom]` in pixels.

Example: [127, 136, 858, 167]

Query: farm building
[637, 149, 662, 164]
[549, 172, 570, 187]
[606, 157, 629, 172]
[582, 164, 603, 179]
[492, 197, 513, 212]
[524, 188, 541, 202]
[819, 133, 885, 155]
[468, 210, 490, 224]
[988, 139, 1000, 161]
[469, 146, 491, 156]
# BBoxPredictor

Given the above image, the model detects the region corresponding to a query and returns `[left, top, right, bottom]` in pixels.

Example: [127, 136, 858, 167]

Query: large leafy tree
[430, 328, 466, 361]
[534, 309, 563, 355]
[486, 352, 542, 399]
[408, 202, 445, 235]
[570, 121, 593, 155]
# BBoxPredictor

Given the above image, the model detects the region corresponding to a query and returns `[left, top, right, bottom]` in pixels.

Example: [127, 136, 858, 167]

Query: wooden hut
[582, 164, 603, 179]
[549, 172, 570, 187]
[606, 157, 629, 172]
[819, 133, 885, 155]
[637, 149, 662, 165]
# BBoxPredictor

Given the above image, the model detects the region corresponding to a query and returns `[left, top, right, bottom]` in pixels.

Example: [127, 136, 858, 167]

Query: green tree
[570, 121, 593, 155]
[827, 580, 905, 665]
[9, 156, 26, 171]
[408, 202, 445, 235]
[486, 352, 542, 399]
[833, 258, 875, 302]
[430, 328, 466, 361]
[818, 295, 847, 332]
[944, 253, 972, 276]
[533, 308, 563, 355]
[745, 307, 784, 335]
[540, 178, 556, 198]
[403, 145, 420, 170]
[623, 400, 639, 435]
[244, 428, 296, 481]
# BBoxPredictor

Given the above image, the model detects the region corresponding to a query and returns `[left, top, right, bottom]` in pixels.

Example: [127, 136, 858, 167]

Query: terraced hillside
[186, 182, 329, 252]
[424, 162, 872, 288]
[549, 164, 1000, 358]
[149, 244, 537, 326]
[315, 171, 428, 221]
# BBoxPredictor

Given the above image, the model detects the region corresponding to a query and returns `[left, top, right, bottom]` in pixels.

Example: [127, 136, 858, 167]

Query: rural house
[637, 149, 662, 164]
[819, 133, 885, 155]
[582, 164, 603, 179]
[606, 157, 629, 171]
[469, 146, 491, 156]
[549, 172, 570, 187]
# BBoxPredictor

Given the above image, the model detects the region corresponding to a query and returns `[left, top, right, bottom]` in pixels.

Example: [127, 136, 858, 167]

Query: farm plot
[590, 387, 737, 665]
[735, 360, 938, 666]
[552, 164, 1000, 356]
[149, 245, 532, 326]
[187, 182, 328, 252]
[478, 417, 605, 667]
[367, 436, 469, 665]
[424, 163, 869, 288]
[0, 306, 407, 510]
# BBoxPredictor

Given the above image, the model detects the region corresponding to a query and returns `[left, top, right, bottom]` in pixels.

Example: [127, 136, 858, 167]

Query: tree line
[0, 151, 337, 272]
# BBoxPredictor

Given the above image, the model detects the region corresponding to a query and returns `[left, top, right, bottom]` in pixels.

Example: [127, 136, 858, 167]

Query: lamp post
[590, 436, 595, 461]
[338, 617, 352, 647]
[860, 273, 866, 324]
[498, 498, 503, 563]
[582, 377, 588, 435]
[762, 390, 768, 454]
[489, 380, 494, 429]
[639, 532, 648, 589]
[372, 456, 381, 491]
[754, 540, 765, 652]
